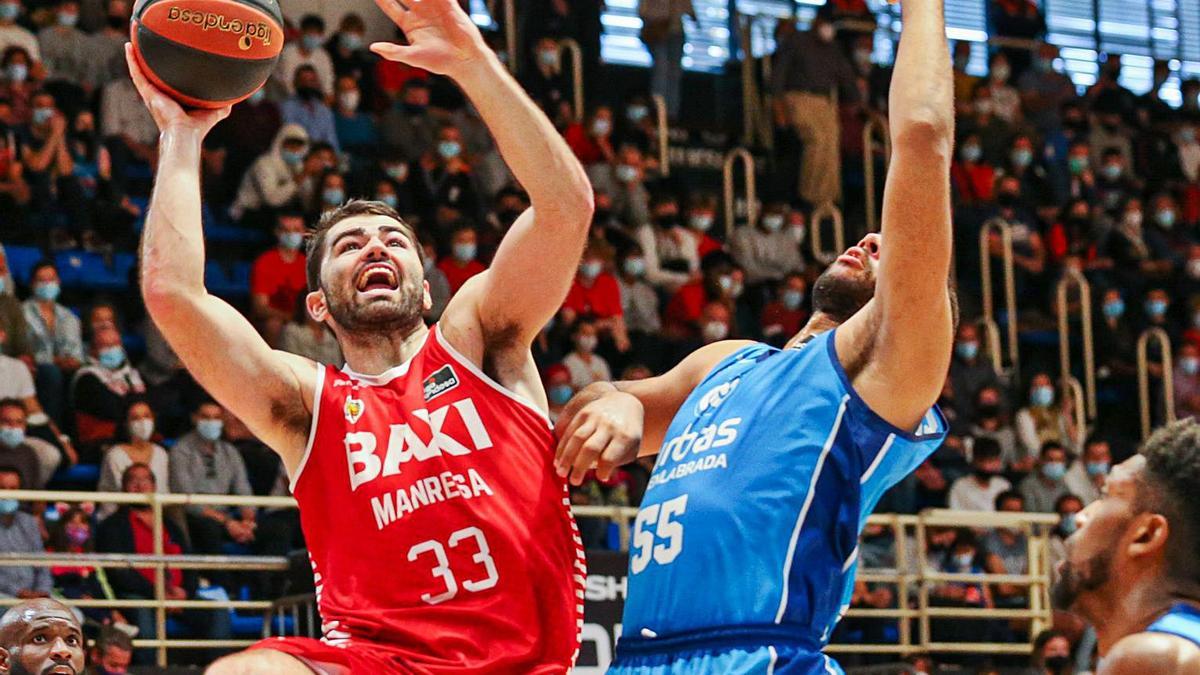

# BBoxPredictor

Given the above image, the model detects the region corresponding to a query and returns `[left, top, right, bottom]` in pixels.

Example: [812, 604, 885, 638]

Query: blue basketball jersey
[1147, 603, 1200, 649]
[617, 329, 946, 664]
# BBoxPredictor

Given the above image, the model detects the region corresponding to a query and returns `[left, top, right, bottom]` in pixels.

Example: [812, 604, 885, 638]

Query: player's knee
[206, 649, 310, 675]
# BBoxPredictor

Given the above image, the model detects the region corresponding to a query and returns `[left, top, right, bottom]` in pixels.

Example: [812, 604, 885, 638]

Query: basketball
[129, 0, 284, 109]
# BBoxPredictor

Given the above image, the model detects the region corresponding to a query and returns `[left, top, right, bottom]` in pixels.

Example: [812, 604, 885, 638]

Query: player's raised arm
[838, 0, 954, 429]
[128, 47, 315, 466]
[369, 0, 593, 346]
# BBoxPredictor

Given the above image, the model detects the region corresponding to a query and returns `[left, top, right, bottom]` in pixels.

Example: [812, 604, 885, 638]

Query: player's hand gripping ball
[130, 0, 284, 108]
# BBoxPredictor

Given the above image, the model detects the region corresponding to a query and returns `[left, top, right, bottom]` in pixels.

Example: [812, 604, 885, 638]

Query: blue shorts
[609, 626, 844, 675]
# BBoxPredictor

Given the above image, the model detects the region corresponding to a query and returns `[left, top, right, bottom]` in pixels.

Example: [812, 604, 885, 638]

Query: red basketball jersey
[288, 325, 585, 673]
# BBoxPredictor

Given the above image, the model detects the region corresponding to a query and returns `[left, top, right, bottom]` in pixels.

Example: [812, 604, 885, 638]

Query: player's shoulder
[1102, 631, 1200, 675]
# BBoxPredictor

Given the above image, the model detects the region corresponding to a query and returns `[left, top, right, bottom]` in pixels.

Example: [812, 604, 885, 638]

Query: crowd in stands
[0, 0, 1192, 669]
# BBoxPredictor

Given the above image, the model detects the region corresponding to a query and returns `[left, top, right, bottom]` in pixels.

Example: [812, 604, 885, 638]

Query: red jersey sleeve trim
[288, 362, 327, 493]
[433, 324, 553, 430]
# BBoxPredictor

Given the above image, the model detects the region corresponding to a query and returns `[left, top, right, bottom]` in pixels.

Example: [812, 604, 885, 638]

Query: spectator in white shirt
[0, 0, 39, 62]
[561, 320, 612, 390]
[275, 14, 335, 97]
[1063, 436, 1111, 505]
[948, 438, 1012, 511]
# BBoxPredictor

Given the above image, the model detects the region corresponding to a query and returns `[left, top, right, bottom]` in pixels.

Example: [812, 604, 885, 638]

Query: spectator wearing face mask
[332, 74, 377, 160]
[1146, 191, 1189, 256]
[437, 225, 486, 295]
[631, 191, 698, 292]
[380, 79, 437, 164]
[23, 261, 82, 426]
[1063, 437, 1110, 505]
[760, 273, 808, 346]
[1017, 43, 1077, 136]
[543, 364, 574, 425]
[730, 205, 805, 288]
[326, 13, 375, 105]
[683, 193, 724, 260]
[1094, 147, 1141, 214]
[0, 400, 44, 490]
[562, 247, 630, 353]
[1018, 442, 1071, 513]
[250, 212, 308, 345]
[948, 439, 1011, 511]
[1106, 197, 1173, 293]
[984, 53, 1021, 124]
[561, 321, 612, 390]
[309, 169, 346, 218]
[1139, 287, 1179, 345]
[417, 124, 484, 222]
[1057, 140, 1097, 205]
[1047, 199, 1105, 267]
[279, 293, 343, 367]
[520, 36, 572, 116]
[949, 323, 1001, 420]
[275, 14, 335, 97]
[1025, 629, 1075, 675]
[1015, 372, 1075, 460]
[0, 468, 50, 599]
[664, 252, 739, 341]
[70, 325, 146, 459]
[1048, 493, 1084, 574]
[1005, 134, 1052, 204]
[97, 401, 168, 517]
[1174, 342, 1200, 421]
[230, 124, 309, 227]
[983, 491, 1031, 608]
[565, 105, 616, 168]
[0, 0, 36, 60]
[281, 65, 339, 153]
[37, 0, 88, 90]
[950, 132, 996, 205]
[961, 83, 1013, 164]
[209, 84, 282, 196]
[970, 386, 1024, 471]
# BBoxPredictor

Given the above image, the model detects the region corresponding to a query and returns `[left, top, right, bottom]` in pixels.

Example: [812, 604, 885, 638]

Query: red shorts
[249, 637, 415, 675]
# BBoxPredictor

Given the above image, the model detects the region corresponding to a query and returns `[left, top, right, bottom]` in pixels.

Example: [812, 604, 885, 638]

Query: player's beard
[1050, 549, 1112, 611]
[324, 276, 424, 338]
[812, 266, 875, 323]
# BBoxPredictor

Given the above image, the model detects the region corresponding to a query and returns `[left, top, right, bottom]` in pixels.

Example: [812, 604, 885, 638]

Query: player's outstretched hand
[369, 0, 490, 79]
[124, 44, 230, 136]
[555, 390, 644, 486]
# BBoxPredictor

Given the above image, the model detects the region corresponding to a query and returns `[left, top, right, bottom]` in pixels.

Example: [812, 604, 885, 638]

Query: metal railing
[722, 147, 758, 237]
[1137, 327, 1176, 439]
[651, 94, 670, 177]
[737, 12, 773, 150]
[1055, 269, 1096, 421]
[558, 38, 585, 123]
[810, 201, 847, 266]
[6, 495, 1059, 663]
[979, 219, 1020, 378]
[979, 318, 1004, 377]
[863, 112, 891, 233]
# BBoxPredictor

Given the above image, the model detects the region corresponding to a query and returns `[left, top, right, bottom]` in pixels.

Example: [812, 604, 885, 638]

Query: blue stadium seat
[204, 261, 251, 299]
[54, 251, 133, 292]
[3, 245, 41, 285]
[47, 463, 100, 489]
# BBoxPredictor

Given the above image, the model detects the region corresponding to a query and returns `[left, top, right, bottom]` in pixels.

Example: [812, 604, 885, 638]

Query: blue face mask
[323, 188, 345, 205]
[1060, 514, 1077, 535]
[97, 346, 125, 370]
[615, 164, 638, 183]
[302, 33, 323, 52]
[1041, 462, 1066, 481]
[34, 282, 60, 302]
[0, 426, 24, 448]
[196, 419, 223, 442]
[1146, 299, 1168, 317]
[0, 3, 18, 20]
[1011, 148, 1033, 168]
[1156, 209, 1177, 229]
[1086, 461, 1109, 477]
[1182, 357, 1200, 376]
[281, 149, 304, 166]
[385, 164, 408, 181]
[1103, 299, 1125, 319]
[339, 32, 363, 51]
[0, 276, 7, 294]
[549, 384, 573, 407]
[6, 63, 27, 83]
[31, 107, 53, 126]
[437, 141, 461, 160]
[1031, 385, 1055, 407]
[954, 553, 974, 570]
[782, 290, 804, 311]
[279, 232, 304, 251]
[378, 194, 398, 209]
[1101, 163, 1123, 181]
[579, 261, 602, 280]
[956, 341, 979, 361]
[623, 257, 645, 277]
[960, 144, 982, 163]
[627, 105, 649, 122]
[0, 500, 18, 515]
[56, 10, 77, 26]
[247, 88, 266, 105]
[452, 242, 477, 262]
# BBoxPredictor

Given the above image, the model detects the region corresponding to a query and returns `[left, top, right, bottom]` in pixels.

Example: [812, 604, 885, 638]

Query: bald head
[0, 599, 84, 674]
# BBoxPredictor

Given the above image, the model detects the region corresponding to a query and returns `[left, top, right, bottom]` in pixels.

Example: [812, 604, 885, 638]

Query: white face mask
[702, 321, 729, 342]
[129, 418, 154, 442]
[576, 335, 598, 353]
[338, 90, 360, 111]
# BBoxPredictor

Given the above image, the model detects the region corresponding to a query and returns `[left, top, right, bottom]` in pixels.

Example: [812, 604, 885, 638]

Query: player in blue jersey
[553, 0, 954, 672]
[1049, 419, 1200, 674]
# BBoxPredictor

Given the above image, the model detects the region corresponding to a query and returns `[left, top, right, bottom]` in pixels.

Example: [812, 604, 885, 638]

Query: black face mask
[107, 15, 126, 30]
[298, 86, 322, 101]
[997, 192, 1021, 208]
[977, 403, 1000, 419]
[974, 468, 998, 481]
[1044, 655, 1071, 673]
[654, 214, 679, 228]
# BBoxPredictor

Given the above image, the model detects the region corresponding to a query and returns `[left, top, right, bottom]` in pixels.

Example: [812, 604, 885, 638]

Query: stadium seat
[3, 245, 41, 286]
[204, 261, 251, 299]
[47, 463, 100, 489]
[54, 251, 135, 292]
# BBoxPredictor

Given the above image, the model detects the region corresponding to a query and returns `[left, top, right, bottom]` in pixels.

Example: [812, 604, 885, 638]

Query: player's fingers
[569, 429, 611, 486]
[555, 420, 595, 477]
[596, 431, 641, 482]
[555, 408, 591, 460]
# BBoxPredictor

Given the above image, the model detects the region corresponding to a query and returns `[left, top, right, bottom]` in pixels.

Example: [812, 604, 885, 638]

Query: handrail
[809, 201, 846, 265]
[503, 0, 516, 74]
[1055, 269, 1097, 420]
[722, 147, 758, 237]
[979, 219, 1020, 378]
[979, 318, 1003, 376]
[1062, 376, 1088, 449]
[1137, 327, 1176, 439]
[558, 38, 585, 123]
[651, 94, 670, 177]
[862, 112, 891, 233]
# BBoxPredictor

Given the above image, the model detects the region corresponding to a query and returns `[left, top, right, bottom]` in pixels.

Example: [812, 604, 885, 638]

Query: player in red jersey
[126, 0, 595, 671]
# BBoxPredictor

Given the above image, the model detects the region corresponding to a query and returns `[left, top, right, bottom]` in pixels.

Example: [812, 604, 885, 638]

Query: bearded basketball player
[554, 0, 954, 671]
[127, 0, 593, 672]
[1049, 419, 1200, 674]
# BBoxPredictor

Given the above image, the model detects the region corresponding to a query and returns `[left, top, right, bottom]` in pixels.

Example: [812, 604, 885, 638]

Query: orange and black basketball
[130, 0, 284, 109]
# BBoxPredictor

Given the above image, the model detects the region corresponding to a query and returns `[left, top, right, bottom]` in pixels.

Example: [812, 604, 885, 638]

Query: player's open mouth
[356, 264, 400, 293]
[836, 254, 864, 270]
[47, 665, 75, 675]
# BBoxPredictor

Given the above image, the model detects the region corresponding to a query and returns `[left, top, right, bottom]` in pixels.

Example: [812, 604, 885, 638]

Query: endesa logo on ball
[165, 6, 275, 49]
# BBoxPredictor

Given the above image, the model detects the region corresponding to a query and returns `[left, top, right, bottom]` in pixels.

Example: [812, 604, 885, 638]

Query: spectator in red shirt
[665, 252, 737, 340]
[561, 246, 630, 353]
[685, 192, 724, 259]
[951, 132, 996, 205]
[564, 105, 616, 168]
[761, 273, 809, 346]
[250, 212, 308, 346]
[437, 225, 486, 294]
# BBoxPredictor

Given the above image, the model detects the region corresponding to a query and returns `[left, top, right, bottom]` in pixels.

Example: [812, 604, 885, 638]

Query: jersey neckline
[339, 326, 432, 386]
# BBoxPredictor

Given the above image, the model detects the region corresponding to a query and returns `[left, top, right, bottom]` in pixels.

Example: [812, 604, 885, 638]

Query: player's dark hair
[1138, 418, 1200, 582]
[306, 200, 422, 291]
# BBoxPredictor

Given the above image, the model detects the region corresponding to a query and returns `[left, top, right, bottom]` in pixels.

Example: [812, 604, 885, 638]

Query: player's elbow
[140, 275, 202, 322]
[892, 109, 953, 158]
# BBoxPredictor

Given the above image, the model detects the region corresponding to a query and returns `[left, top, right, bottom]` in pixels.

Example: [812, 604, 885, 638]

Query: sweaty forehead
[1108, 455, 1145, 493]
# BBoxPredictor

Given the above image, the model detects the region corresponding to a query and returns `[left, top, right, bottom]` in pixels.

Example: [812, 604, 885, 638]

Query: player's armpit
[1101, 633, 1200, 674]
